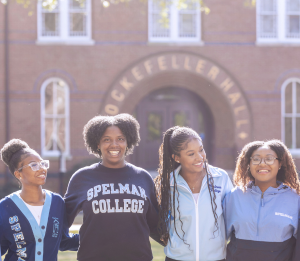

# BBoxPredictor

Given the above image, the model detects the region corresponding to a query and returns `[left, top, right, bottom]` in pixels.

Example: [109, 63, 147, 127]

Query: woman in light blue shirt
[155, 126, 233, 261]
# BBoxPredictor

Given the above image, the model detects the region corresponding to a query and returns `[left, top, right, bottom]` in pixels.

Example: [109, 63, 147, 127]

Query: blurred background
[1, 0, 300, 259]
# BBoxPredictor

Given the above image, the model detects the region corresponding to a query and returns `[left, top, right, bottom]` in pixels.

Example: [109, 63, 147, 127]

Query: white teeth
[194, 162, 203, 166]
[258, 170, 269, 173]
[109, 151, 120, 155]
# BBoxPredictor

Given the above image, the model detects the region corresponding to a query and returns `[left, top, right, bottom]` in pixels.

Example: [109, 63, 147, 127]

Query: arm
[59, 205, 80, 251]
[0, 213, 8, 257]
[222, 189, 234, 242]
[64, 172, 83, 228]
[292, 198, 300, 261]
[146, 177, 166, 247]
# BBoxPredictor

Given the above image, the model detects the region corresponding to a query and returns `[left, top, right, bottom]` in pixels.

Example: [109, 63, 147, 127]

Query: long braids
[154, 126, 219, 245]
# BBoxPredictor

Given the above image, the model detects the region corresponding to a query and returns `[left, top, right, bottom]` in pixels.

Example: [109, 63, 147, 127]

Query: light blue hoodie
[165, 165, 233, 261]
[223, 182, 300, 242]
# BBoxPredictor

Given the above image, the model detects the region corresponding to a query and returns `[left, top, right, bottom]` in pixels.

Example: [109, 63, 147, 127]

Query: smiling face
[174, 138, 206, 175]
[98, 125, 127, 168]
[15, 153, 47, 187]
[250, 145, 281, 187]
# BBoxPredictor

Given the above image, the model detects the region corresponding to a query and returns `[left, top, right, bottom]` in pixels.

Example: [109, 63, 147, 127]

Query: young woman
[155, 126, 233, 261]
[0, 139, 78, 261]
[224, 140, 300, 261]
[64, 113, 159, 261]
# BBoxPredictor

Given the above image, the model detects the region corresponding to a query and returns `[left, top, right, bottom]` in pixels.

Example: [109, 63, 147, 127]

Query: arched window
[41, 78, 70, 158]
[281, 78, 300, 155]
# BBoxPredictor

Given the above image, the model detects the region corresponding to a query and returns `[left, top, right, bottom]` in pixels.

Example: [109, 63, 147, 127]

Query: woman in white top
[0, 139, 78, 261]
[155, 126, 233, 261]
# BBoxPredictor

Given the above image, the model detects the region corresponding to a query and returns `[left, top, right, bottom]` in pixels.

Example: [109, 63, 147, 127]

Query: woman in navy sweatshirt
[0, 139, 79, 261]
[224, 139, 300, 261]
[64, 113, 160, 261]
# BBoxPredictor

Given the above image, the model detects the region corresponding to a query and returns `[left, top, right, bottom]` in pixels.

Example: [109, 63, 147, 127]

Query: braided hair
[154, 126, 218, 245]
[234, 139, 300, 194]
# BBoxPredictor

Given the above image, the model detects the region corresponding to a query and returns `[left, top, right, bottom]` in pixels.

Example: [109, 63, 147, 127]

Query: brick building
[0, 0, 300, 193]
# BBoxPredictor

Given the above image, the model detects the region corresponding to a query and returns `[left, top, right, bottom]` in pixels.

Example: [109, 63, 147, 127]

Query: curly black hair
[1, 139, 38, 177]
[154, 126, 218, 245]
[234, 139, 300, 194]
[83, 113, 141, 158]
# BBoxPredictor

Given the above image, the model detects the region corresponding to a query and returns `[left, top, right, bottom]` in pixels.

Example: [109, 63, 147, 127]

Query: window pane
[285, 83, 293, 113]
[147, 113, 162, 141]
[152, 13, 170, 37]
[56, 85, 66, 115]
[261, 15, 276, 34]
[70, 0, 86, 9]
[42, 13, 59, 36]
[287, 0, 300, 11]
[45, 83, 53, 114]
[287, 15, 300, 36]
[199, 113, 205, 140]
[285, 117, 293, 148]
[70, 13, 87, 36]
[297, 82, 300, 113]
[296, 117, 300, 148]
[179, 14, 196, 37]
[174, 112, 190, 126]
[57, 118, 66, 151]
[45, 118, 54, 151]
[261, 0, 276, 11]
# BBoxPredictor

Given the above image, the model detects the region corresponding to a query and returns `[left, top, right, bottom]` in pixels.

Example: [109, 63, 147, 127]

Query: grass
[1, 238, 165, 261]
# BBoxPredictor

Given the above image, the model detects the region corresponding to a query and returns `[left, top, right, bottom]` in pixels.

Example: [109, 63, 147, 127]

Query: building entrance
[133, 87, 214, 170]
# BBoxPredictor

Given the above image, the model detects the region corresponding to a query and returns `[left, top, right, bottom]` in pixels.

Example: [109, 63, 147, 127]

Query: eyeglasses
[18, 160, 50, 172]
[250, 156, 279, 165]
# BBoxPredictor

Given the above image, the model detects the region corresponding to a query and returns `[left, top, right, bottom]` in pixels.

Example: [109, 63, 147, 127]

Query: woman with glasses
[223, 139, 300, 261]
[0, 139, 79, 261]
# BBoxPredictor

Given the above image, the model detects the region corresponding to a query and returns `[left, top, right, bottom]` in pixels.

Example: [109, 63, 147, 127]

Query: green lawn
[1, 238, 165, 261]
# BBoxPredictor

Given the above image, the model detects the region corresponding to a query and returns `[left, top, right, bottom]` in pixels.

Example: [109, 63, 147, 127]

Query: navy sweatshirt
[64, 162, 159, 261]
[0, 190, 79, 261]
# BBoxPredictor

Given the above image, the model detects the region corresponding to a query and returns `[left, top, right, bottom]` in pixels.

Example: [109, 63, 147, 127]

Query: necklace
[180, 170, 206, 193]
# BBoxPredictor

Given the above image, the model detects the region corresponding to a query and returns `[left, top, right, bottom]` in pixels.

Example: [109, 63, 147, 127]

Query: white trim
[148, 0, 201, 43]
[256, 0, 300, 44]
[40, 77, 70, 158]
[37, 0, 93, 44]
[281, 77, 300, 154]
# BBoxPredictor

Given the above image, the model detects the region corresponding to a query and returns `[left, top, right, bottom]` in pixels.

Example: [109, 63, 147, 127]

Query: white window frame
[41, 78, 70, 158]
[257, 0, 300, 44]
[37, 0, 94, 45]
[281, 77, 300, 157]
[148, 0, 201, 43]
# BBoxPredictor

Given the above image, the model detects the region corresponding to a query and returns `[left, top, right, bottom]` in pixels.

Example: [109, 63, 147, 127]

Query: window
[148, 0, 201, 42]
[281, 78, 300, 156]
[37, 0, 93, 44]
[257, 0, 300, 43]
[41, 78, 70, 158]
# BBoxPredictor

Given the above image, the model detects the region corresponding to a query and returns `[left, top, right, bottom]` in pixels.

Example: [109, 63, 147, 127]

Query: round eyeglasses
[18, 160, 50, 172]
[250, 156, 279, 165]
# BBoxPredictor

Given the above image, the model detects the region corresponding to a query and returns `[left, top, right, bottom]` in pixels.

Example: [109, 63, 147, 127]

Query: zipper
[256, 192, 264, 236]
[172, 180, 206, 261]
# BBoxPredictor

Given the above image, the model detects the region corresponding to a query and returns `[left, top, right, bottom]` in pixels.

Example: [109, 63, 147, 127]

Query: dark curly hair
[234, 139, 300, 194]
[83, 113, 141, 158]
[1, 139, 38, 177]
[154, 126, 218, 245]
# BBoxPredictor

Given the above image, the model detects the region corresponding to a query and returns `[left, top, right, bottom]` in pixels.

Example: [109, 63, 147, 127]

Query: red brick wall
[0, 0, 299, 193]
